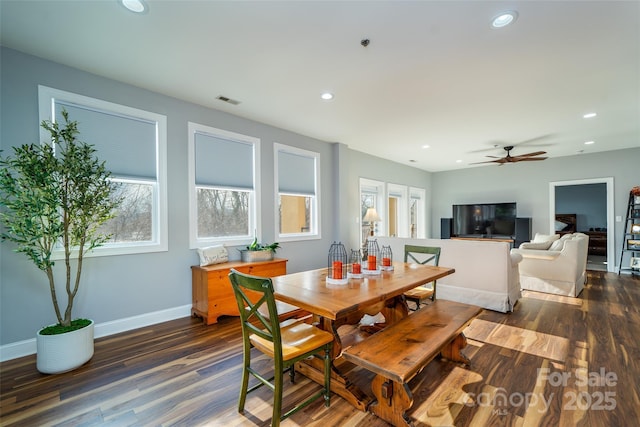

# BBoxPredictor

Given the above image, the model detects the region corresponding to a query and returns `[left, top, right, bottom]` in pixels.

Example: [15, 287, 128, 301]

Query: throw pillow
[548, 239, 565, 251]
[197, 245, 229, 266]
[519, 241, 553, 250]
[532, 233, 560, 243]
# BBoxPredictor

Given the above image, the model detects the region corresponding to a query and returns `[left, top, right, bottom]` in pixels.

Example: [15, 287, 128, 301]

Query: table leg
[369, 374, 414, 427]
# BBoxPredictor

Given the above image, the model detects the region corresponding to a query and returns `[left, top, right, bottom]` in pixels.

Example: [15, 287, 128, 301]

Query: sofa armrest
[510, 252, 523, 267]
[511, 248, 561, 261]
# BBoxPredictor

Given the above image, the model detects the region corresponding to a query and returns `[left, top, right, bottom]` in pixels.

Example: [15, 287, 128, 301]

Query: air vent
[216, 95, 240, 105]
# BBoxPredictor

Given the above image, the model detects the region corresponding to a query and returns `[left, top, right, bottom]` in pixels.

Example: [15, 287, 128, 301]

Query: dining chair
[403, 245, 441, 310]
[228, 269, 333, 427]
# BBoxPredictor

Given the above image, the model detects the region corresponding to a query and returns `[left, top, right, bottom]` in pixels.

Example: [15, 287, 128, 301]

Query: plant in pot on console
[239, 236, 280, 262]
[0, 110, 120, 374]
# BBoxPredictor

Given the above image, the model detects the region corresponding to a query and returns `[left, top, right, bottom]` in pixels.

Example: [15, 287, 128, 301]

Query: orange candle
[352, 263, 361, 274]
[368, 255, 376, 270]
[382, 257, 391, 267]
[333, 261, 343, 279]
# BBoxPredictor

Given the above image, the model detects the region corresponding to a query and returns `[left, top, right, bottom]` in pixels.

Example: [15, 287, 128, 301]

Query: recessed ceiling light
[492, 11, 518, 28]
[320, 92, 334, 101]
[583, 112, 597, 119]
[422, 144, 430, 149]
[584, 141, 595, 145]
[121, 0, 147, 13]
[456, 159, 462, 163]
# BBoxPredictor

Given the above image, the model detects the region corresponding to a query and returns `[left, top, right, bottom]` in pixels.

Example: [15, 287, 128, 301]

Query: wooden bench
[342, 299, 482, 427]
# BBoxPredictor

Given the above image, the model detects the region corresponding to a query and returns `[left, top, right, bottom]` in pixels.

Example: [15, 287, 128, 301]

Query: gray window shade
[278, 151, 315, 195]
[54, 101, 157, 179]
[195, 132, 253, 189]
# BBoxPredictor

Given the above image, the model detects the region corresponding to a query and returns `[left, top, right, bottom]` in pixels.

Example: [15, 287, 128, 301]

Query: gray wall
[2, 46, 638, 351]
[431, 148, 639, 265]
[0, 47, 431, 346]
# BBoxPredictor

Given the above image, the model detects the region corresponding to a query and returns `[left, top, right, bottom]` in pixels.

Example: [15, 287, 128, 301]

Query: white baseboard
[0, 304, 192, 362]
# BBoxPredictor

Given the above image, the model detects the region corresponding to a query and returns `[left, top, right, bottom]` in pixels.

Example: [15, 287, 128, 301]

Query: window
[410, 187, 426, 238]
[275, 144, 320, 241]
[387, 184, 408, 237]
[38, 86, 168, 257]
[188, 123, 259, 248]
[360, 178, 385, 245]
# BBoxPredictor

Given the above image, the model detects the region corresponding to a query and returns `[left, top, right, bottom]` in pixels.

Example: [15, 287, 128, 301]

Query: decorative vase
[36, 320, 95, 374]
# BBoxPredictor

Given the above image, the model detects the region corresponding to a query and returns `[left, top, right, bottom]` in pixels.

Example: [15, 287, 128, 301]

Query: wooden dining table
[271, 261, 455, 411]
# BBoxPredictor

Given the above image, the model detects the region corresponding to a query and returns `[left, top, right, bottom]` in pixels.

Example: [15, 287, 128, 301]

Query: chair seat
[404, 285, 434, 301]
[250, 319, 334, 361]
[256, 300, 307, 321]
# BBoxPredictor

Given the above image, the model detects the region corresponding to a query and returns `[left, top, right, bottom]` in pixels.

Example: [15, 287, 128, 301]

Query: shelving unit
[618, 188, 640, 275]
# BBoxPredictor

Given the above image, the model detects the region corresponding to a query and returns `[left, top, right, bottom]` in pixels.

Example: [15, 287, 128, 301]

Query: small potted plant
[0, 110, 120, 374]
[239, 236, 280, 262]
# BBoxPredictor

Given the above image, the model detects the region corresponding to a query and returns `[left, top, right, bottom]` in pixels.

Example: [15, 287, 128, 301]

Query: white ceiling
[1, 0, 639, 172]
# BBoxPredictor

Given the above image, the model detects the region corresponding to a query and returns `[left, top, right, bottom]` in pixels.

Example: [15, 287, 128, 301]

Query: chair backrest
[228, 269, 282, 354]
[404, 245, 441, 266]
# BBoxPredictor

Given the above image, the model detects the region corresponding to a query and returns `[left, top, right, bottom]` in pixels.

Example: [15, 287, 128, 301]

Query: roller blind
[54, 101, 157, 179]
[278, 151, 315, 195]
[194, 132, 254, 189]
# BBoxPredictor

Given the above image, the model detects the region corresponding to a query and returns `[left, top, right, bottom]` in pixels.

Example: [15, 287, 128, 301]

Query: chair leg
[272, 364, 283, 427]
[289, 364, 296, 383]
[238, 343, 251, 413]
[323, 344, 331, 407]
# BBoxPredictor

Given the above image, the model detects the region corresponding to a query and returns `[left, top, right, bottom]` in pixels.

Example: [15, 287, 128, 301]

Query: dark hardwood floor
[2, 271, 639, 426]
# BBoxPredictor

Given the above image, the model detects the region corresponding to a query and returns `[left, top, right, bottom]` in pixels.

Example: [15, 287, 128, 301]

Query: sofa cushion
[520, 241, 553, 250]
[532, 233, 560, 243]
[548, 239, 566, 251]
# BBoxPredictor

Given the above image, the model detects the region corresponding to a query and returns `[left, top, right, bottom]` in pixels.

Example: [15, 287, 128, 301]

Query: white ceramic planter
[36, 320, 94, 374]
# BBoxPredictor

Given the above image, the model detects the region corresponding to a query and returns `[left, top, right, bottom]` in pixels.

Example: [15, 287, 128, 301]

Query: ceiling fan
[471, 146, 548, 165]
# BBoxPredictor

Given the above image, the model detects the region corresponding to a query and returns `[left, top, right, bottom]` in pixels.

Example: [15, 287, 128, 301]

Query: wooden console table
[191, 258, 287, 325]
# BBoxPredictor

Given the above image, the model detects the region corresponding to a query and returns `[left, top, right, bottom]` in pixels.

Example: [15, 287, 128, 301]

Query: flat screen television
[452, 202, 517, 238]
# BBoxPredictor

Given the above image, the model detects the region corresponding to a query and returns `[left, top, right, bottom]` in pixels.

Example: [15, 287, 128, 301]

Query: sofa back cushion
[532, 233, 560, 243]
[520, 241, 554, 250]
[548, 239, 567, 251]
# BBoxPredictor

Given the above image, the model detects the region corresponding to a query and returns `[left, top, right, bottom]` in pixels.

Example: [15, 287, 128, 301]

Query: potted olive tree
[0, 110, 120, 374]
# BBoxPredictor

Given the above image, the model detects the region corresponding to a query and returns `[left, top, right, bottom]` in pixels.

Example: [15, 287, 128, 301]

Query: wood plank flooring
[1, 271, 639, 426]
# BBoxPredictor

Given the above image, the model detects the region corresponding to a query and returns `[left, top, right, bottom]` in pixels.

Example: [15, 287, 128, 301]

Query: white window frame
[38, 85, 168, 257]
[188, 122, 260, 249]
[274, 143, 321, 242]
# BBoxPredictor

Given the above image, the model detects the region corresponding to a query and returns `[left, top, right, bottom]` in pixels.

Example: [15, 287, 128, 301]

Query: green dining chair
[228, 269, 333, 427]
[403, 245, 441, 310]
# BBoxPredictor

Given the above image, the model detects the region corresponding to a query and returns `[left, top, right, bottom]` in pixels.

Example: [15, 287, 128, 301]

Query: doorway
[549, 178, 614, 272]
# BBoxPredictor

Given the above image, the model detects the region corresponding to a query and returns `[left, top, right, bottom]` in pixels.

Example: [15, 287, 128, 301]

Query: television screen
[452, 203, 516, 237]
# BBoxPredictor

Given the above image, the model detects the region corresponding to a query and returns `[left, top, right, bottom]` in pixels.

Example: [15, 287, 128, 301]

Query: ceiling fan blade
[469, 134, 554, 154]
[513, 151, 547, 158]
[512, 134, 554, 147]
[469, 158, 506, 165]
[515, 156, 548, 162]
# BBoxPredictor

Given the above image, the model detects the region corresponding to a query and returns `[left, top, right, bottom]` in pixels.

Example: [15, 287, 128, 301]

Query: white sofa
[510, 233, 589, 297]
[376, 237, 522, 313]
